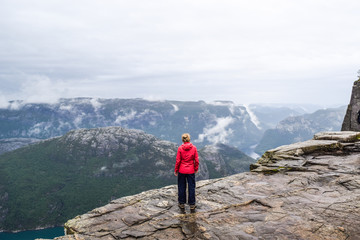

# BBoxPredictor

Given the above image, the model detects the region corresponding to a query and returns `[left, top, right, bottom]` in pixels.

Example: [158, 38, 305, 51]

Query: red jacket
[175, 142, 199, 174]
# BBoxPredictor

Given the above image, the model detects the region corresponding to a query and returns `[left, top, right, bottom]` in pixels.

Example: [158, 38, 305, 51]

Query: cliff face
[50, 132, 360, 240]
[342, 80, 360, 131]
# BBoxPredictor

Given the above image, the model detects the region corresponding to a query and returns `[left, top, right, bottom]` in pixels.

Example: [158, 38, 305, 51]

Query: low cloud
[243, 104, 261, 129]
[12, 75, 69, 104]
[115, 110, 137, 124]
[90, 98, 102, 111]
[196, 117, 235, 144]
[0, 95, 10, 109]
[171, 104, 179, 113]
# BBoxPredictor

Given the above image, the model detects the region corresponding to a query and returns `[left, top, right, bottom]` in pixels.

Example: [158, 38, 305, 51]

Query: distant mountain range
[0, 126, 254, 231]
[255, 106, 347, 155]
[0, 98, 347, 231]
[0, 98, 312, 156]
[0, 138, 40, 155]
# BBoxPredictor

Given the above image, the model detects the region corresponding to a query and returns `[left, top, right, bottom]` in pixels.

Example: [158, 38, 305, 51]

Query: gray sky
[0, 0, 359, 107]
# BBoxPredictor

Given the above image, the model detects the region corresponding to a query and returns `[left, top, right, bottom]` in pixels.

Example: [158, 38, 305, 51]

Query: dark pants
[178, 173, 196, 205]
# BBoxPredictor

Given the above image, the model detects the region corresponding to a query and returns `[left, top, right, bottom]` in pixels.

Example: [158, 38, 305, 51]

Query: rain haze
[1, 0, 360, 107]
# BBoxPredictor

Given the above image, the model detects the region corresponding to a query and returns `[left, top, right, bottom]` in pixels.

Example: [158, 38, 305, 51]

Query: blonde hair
[182, 133, 191, 143]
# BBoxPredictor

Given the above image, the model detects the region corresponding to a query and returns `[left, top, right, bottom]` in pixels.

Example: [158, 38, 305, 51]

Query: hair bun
[181, 133, 191, 142]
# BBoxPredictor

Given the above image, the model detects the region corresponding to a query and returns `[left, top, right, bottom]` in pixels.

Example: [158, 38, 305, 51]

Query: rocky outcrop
[250, 131, 360, 173]
[48, 132, 360, 240]
[342, 80, 360, 131]
[255, 106, 346, 156]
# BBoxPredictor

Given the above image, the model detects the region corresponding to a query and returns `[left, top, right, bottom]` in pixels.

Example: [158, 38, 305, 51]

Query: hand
[174, 172, 178, 176]
[195, 170, 198, 174]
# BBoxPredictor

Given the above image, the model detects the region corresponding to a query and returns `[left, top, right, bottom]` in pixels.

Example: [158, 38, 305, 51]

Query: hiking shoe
[178, 204, 185, 209]
[190, 204, 196, 210]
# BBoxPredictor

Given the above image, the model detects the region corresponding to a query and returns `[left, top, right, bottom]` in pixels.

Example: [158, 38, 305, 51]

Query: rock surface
[342, 80, 360, 131]
[46, 131, 360, 240]
[255, 106, 346, 156]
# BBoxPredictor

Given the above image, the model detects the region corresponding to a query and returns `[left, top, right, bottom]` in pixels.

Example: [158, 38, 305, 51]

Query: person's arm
[194, 148, 199, 173]
[174, 148, 181, 176]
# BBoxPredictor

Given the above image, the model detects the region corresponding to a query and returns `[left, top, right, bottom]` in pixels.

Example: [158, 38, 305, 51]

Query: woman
[174, 133, 199, 210]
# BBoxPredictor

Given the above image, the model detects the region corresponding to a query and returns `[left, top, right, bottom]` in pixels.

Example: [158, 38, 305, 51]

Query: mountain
[199, 144, 254, 179]
[0, 126, 254, 231]
[246, 103, 310, 129]
[53, 132, 360, 239]
[0, 98, 308, 155]
[254, 106, 346, 155]
[0, 138, 39, 155]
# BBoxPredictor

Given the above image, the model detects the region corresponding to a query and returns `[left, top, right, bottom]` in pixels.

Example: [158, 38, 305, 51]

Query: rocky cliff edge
[48, 131, 360, 240]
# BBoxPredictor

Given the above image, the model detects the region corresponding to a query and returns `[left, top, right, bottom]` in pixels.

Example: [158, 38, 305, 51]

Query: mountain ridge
[0, 98, 311, 155]
[0, 126, 254, 231]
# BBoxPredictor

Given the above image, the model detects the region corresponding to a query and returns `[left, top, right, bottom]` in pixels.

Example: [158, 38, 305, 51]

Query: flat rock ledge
[45, 132, 360, 240]
[250, 131, 360, 174]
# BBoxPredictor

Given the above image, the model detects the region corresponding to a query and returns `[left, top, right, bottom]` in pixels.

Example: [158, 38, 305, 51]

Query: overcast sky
[0, 0, 359, 107]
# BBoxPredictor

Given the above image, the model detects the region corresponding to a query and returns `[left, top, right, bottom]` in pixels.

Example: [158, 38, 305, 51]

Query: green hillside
[0, 127, 254, 231]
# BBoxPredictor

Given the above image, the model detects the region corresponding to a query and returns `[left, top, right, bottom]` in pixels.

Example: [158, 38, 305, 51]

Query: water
[0, 227, 64, 240]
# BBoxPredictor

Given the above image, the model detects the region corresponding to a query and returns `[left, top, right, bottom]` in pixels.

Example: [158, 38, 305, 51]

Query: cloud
[0, 95, 9, 109]
[243, 104, 261, 129]
[0, 0, 359, 105]
[90, 98, 102, 111]
[59, 104, 73, 111]
[115, 110, 137, 124]
[196, 117, 235, 144]
[171, 104, 179, 113]
[17, 75, 68, 104]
